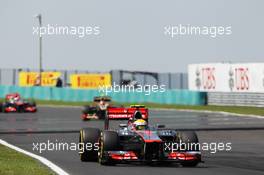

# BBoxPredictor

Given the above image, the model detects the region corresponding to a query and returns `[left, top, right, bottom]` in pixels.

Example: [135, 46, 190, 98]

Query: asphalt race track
[0, 107, 264, 175]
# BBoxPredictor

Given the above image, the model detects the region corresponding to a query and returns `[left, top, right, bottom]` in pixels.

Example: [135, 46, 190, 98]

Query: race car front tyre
[179, 131, 199, 151]
[179, 131, 200, 167]
[79, 128, 101, 161]
[99, 131, 120, 166]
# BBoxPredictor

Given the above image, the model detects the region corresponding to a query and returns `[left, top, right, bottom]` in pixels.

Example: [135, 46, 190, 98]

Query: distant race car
[81, 96, 113, 120]
[0, 93, 37, 113]
[79, 106, 202, 166]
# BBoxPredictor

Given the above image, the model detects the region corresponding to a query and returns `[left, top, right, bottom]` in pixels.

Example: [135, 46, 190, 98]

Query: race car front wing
[103, 150, 202, 163]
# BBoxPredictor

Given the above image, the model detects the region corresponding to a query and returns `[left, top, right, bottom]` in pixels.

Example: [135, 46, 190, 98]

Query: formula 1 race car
[81, 96, 112, 120]
[79, 106, 202, 166]
[0, 93, 37, 113]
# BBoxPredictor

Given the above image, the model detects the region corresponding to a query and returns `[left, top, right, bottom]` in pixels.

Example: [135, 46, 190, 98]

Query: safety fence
[0, 85, 206, 105]
[207, 92, 264, 107]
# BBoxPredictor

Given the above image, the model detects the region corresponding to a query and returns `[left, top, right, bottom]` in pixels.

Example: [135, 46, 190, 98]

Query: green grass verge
[34, 100, 264, 116]
[0, 144, 54, 175]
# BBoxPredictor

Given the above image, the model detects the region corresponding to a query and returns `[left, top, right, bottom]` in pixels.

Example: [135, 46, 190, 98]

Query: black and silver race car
[81, 96, 111, 120]
[79, 106, 202, 166]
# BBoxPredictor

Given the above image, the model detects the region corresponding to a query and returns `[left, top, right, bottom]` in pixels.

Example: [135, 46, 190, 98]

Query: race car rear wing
[105, 106, 148, 130]
[93, 96, 111, 102]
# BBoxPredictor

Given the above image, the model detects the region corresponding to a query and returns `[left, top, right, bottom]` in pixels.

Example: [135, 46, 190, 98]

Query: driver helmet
[99, 99, 108, 110]
[14, 94, 19, 101]
[133, 119, 147, 130]
[99, 99, 105, 106]
[9, 98, 15, 103]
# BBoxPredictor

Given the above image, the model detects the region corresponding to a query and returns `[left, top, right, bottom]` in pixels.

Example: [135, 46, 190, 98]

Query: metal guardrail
[208, 92, 264, 107]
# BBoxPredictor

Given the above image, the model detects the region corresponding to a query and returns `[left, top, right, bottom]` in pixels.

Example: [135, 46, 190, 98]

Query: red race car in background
[0, 93, 37, 113]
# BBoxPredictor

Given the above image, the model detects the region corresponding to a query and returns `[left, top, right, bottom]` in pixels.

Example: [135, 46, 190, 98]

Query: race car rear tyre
[179, 131, 200, 167]
[99, 131, 119, 166]
[0, 103, 2, 112]
[79, 128, 101, 161]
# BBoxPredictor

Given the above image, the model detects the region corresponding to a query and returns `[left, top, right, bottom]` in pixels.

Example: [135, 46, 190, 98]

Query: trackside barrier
[208, 92, 264, 107]
[0, 86, 206, 105]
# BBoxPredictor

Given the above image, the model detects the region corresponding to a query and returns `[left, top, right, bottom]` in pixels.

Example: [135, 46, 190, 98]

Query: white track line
[0, 139, 70, 175]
